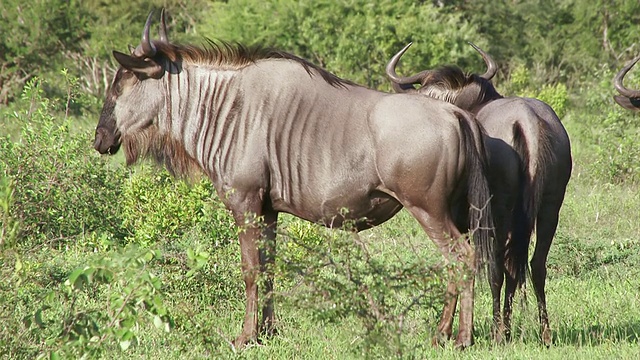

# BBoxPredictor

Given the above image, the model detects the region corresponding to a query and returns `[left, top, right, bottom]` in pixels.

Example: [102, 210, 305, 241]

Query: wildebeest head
[386, 42, 502, 111]
[93, 9, 170, 157]
[613, 55, 640, 111]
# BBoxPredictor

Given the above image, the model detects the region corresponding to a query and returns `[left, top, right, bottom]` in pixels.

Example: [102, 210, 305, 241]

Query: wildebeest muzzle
[93, 127, 121, 155]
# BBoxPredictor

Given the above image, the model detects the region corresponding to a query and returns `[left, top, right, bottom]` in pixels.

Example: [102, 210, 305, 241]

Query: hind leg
[489, 217, 509, 343]
[485, 149, 520, 344]
[485, 185, 515, 344]
[531, 201, 562, 347]
[404, 204, 476, 348]
[501, 262, 518, 342]
[502, 210, 532, 343]
[490, 239, 506, 343]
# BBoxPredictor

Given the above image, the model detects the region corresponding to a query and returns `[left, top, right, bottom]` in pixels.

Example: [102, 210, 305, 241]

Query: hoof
[233, 333, 256, 350]
[492, 327, 511, 345]
[541, 327, 552, 348]
[431, 332, 450, 347]
[259, 319, 278, 339]
[454, 334, 473, 350]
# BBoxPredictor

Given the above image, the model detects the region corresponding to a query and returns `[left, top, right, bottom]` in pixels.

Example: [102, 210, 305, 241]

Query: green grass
[2, 80, 640, 359]
[4, 176, 640, 359]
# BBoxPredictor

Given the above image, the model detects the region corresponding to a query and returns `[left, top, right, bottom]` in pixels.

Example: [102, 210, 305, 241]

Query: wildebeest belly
[270, 181, 402, 231]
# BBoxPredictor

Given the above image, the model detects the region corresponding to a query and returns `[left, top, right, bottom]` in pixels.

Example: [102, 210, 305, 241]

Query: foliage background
[1, 0, 640, 358]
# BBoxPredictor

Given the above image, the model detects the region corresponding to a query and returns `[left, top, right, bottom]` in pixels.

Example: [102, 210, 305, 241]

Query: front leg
[234, 221, 262, 348]
[227, 191, 266, 349]
[259, 208, 278, 339]
[433, 277, 458, 346]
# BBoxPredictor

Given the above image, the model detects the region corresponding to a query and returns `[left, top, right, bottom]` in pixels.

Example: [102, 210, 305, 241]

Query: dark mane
[154, 39, 353, 89]
[418, 65, 502, 107]
[420, 65, 475, 89]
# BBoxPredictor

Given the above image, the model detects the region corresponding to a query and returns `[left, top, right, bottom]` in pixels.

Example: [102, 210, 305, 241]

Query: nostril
[94, 130, 104, 151]
[93, 137, 102, 151]
[93, 127, 113, 154]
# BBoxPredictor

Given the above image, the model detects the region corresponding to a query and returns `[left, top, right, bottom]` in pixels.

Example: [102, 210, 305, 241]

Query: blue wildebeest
[93, 11, 496, 349]
[614, 54, 640, 110]
[386, 43, 572, 346]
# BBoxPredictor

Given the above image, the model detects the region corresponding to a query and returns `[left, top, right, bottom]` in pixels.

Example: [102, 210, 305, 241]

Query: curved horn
[159, 8, 169, 43]
[133, 11, 157, 57]
[385, 42, 432, 93]
[468, 42, 497, 80]
[614, 54, 640, 98]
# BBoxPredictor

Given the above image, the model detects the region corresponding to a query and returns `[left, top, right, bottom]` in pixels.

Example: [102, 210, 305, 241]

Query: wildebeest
[94, 10, 496, 349]
[613, 54, 640, 110]
[386, 43, 572, 346]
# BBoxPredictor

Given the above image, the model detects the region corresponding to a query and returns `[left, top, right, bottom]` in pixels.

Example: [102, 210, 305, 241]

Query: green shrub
[503, 63, 569, 118]
[534, 82, 569, 118]
[120, 168, 235, 246]
[0, 176, 20, 249]
[0, 0, 89, 104]
[15, 247, 172, 359]
[567, 66, 640, 184]
[276, 218, 449, 357]
[0, 77, 128, 246]
[205, 0, 486, 90]
[591, 110, 640, 183]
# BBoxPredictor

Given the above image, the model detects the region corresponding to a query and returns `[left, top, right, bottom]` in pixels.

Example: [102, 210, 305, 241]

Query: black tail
[457, 112, 495, 273]
[507, 122, 554, 289]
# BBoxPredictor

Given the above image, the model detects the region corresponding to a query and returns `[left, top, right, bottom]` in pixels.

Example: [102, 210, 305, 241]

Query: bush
[501, 63, 639, 184]
[0, 77, 128, 246]
[503, 63, 569, 118]
[0, 0, 89, 104]
[9, 246, 171, 359]
[0, 176, 20, 249]
[120, 168, 235, 247]
[568, 66, 640, 184]
[205, 0, 486, 90]
[275, 218, 449, 357]
[591, 110, 640, 183]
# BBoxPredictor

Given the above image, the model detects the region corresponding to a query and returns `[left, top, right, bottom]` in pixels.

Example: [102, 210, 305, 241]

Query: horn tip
[400, 42, 413, 52]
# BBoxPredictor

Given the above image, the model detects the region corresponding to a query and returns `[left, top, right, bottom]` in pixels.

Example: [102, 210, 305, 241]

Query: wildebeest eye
[110, 70, 139, 97]
[120, 69, 137, 81]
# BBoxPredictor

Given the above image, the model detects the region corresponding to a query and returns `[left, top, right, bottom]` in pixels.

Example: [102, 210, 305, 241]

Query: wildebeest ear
[113, 50, 164, 79]
[613, 95, 640, 111]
